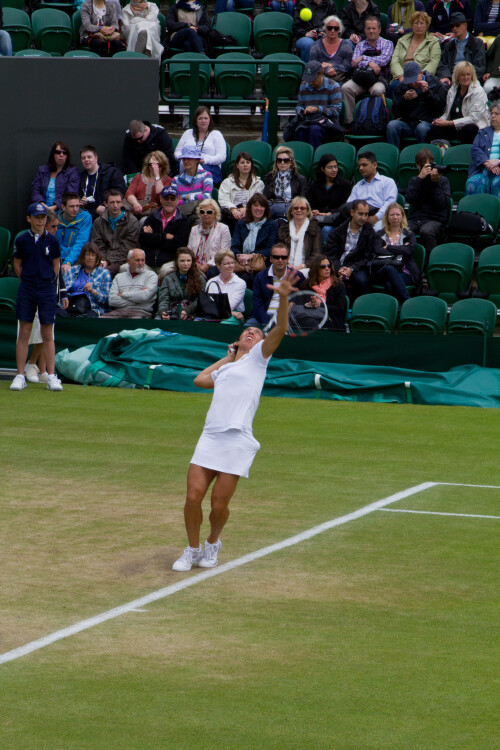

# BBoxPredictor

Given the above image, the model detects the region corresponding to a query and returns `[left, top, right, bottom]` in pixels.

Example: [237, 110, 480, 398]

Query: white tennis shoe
[198, 540, 222, 568]
[172, 545, 203, 572]
[24, 363, 40, 383]
[47, 374, 63, 391]
[10, 374, 27, 391]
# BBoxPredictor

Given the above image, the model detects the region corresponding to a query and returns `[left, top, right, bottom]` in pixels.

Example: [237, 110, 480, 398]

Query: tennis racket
[264, 290, 328, 337]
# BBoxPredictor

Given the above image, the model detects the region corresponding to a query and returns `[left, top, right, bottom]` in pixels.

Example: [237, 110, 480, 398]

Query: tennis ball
[300, 7, 313, 21]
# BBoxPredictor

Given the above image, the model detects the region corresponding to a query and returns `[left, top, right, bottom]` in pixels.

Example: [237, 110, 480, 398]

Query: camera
[429, 162, 450, 174]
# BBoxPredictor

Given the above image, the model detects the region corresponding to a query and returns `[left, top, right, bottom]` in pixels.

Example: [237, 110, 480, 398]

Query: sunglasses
[293, 206, 306, 210]
[276, 157, 291, 163]
[199, 209, 214, 215]
[54, 149, 67, 155]
[320, 263, 331, 269]
[271, 254, 289, 260]
[326, 25, 340, 30]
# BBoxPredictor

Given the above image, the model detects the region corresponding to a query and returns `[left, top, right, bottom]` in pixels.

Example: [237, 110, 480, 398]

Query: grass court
[1, 383, 499, 749]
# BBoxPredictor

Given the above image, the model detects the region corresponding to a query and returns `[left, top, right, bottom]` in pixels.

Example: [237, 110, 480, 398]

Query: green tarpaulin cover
[54, 328, 500, 408]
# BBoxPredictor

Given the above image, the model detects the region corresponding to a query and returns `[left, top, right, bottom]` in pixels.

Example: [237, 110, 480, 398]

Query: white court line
[379, 508, 500, 520]
[437, 482, 500, 489]
[0, 481, 435, 666]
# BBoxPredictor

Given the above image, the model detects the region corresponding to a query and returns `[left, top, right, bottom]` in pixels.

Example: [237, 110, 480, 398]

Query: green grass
[1, 384, 499, 749]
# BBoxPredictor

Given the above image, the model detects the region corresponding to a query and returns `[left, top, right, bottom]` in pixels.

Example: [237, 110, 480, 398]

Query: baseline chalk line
[0, 481, 435, 666]
[379, 508, 500, 520]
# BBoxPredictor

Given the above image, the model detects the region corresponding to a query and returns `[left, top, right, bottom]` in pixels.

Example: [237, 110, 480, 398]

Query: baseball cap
[161, 185, 178, 198]
[302, 60, 322, 82]
[180, 145, 202, 160]
[27, 203, 48, 216]
[403, 62, 422, 84]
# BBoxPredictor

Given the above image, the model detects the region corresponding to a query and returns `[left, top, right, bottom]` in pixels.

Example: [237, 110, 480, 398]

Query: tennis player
[172, 269, 299, 572]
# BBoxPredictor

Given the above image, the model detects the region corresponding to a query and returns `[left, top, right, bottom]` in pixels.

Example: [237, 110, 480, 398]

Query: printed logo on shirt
[45, 247, 50, 255]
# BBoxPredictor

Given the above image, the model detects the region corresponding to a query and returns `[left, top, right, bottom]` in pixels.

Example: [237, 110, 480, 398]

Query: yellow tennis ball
[300, 7, 313, 21]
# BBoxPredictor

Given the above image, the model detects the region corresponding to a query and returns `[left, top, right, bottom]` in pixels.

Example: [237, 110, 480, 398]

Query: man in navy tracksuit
[11, 203, 63, 391]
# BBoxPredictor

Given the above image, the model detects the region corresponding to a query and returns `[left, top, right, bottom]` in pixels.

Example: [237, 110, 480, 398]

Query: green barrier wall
[2, 315, 500, 372]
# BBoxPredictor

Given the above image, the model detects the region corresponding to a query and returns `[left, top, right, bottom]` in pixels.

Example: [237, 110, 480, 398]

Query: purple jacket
[31, 164, 80, 208]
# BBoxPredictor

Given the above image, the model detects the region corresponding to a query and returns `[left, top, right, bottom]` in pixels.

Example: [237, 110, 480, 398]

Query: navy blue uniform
[14, 230, 61, 325]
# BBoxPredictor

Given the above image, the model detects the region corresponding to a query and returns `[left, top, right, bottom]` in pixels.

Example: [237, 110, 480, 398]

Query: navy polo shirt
[13, 230, 61, 283]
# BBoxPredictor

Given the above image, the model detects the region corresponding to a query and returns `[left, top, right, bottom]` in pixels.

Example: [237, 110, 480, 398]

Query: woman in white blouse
[218, 151, 265, 230]
[205, 249, 247, 320]
[174, 106, 227, 185]
[188, 198, 231, 276]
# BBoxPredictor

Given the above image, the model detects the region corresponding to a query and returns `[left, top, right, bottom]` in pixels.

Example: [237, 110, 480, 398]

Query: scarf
[392, 0, 416, 27]
[312, 277, 332, 302]
[196, 224, 215, 265]
[243, 218, 266, 253]
[274, 170, 292, 200]
[288, 218, 310, 268]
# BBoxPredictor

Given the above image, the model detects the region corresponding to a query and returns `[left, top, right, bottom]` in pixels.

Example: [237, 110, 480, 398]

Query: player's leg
[185, 463, 217, 547]
[207, 472, 239, 543]
[16, 321, 33, 374]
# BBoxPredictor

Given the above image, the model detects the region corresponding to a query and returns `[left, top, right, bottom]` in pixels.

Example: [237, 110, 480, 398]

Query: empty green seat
[447, 298, 497, 336]
[312, 142, 356, 180]
[31, 8, 73, 55]
[398, 296, 448, 333]
[254, 11, 293, 55]
[426, 243, 475, 304]
[272, 141, 313, 178]
[213, 12, 252, 53]
[163, 52, 211, 101]
[350, 293, 398, 332]
[261, 53, 303, 101]
[214, 52, 256, 99]
[2, 8, 33, 53]
[476, 245, 500, 305]
[0, 277, 20, 314]
[0, 227, 11, 276]
[15, 47, 51, 56]
[228, 141, 272, 179]
[442, 144, 472, 200]
[64, 48, 99, 57]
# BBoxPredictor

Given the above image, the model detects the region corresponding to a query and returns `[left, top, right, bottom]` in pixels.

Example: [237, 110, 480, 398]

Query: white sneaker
[47, 374, 63, 391]
[24, 363, 39, 383]
[172, 545, 203, 572]
[198, 540, 222, 568]
[38, 371, 48, 384]
[10, 374, 27, 391]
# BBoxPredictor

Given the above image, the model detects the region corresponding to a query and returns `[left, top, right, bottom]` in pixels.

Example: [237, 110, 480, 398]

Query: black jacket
[79, 162, 125, 219]
[139, 207, 190, 267]
[324, 281, 347, 330]
[307, 176, 352, 213]
[123, 122, 176, 176]
[263, 171, 308, 202]
[341, 0, 381, 40]
[325, 219, 383, 272]
[406, 175, 451, 225]
[436, 33, 486, 80]
[391, 74, 448, 126]
[375, 228, 421, 284]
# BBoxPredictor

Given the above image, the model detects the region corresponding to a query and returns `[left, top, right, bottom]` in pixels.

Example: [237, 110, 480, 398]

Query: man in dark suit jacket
[325, 199, 382, 300]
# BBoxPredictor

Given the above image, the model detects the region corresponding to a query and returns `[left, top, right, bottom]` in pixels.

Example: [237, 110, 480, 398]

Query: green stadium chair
[254, 12, 293, 55]
[31, 8, 73, 55]
[447, 298, 497, 336]
[426, 242, 475, 304]
[113, 50, 148, 58]
[397, 143, 442, 193]
[213, 12, 252, 53]
[349, 293, 398, 332]
[261, 53, 303, 101]
[162, 52, 211, 101]
[0, 277, 20, 313]
[124, 172, 139, 186]
[312, 142, 356, 180]
[356, 143, 399, 179]
[449, 194, 500, 247]
[476, 245, 500, 305]
[64, 48, 99, 57]
[2, 8, 33, 54]
[397, 192, 405, 209]
[71, 9, 83, 48]
[442, 144, 472, 201]
[0, 227, 11, 276]
[214, 52, 256, 99]
[32, 2, 74, 14]
[272, 141, 313, 178]
[15, 47, 51, 56]
[398, 296, 448, 333]
[228, 141, 272, 179]
[243, 288, 253, 318]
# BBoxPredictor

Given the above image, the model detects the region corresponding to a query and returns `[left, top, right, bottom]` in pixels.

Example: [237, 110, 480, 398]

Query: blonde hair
[272, 146, 297, 176]
[215, 248, 235, 265]
[382, 202, 408, 234]
[409, 11, 431, 29]
[197, 198, 221, 222]
[287, 196, 313, 221]
[142, 150, 170, 179]
[452, 60, 477, 86]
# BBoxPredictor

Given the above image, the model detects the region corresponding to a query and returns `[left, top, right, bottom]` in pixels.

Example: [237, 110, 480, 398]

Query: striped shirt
[296, 77, 342, 120]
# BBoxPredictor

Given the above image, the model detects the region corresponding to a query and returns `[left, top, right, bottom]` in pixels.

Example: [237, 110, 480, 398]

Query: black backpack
[351, 96, 390, 136]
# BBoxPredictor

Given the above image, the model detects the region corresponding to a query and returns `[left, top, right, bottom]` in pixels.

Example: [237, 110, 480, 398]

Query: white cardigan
[187, 222, 232, 266]
[217, 174, 265, 210]
[174, 129, 227, 167]
[442, 82, 490, 131]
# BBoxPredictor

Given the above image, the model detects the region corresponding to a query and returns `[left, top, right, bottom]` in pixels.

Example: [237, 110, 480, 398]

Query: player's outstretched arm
[262, 269, 299, 358]
[193, 343, 238, 389]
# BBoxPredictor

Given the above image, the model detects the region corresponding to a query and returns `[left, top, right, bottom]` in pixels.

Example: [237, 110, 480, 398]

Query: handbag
[196, 280, 232, 320]
[234, 253, 266, 274]
[66, 293, 91, 316]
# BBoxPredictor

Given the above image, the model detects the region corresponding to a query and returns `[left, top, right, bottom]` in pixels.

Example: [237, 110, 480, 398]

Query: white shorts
[191, 428, 261, 479]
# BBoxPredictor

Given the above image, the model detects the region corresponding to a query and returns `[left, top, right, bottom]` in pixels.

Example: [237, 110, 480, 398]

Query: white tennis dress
[191, 340, 271, 477]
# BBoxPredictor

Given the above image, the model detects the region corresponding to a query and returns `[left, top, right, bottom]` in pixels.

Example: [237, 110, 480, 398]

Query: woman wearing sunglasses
[309, 16, 353, 84]
[31, 142, 80, 211]
[277, 197, 322, 273]
[188, 198, 231, 277]
[263, 146, 308, 220]
[306, 253, 346, 330]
